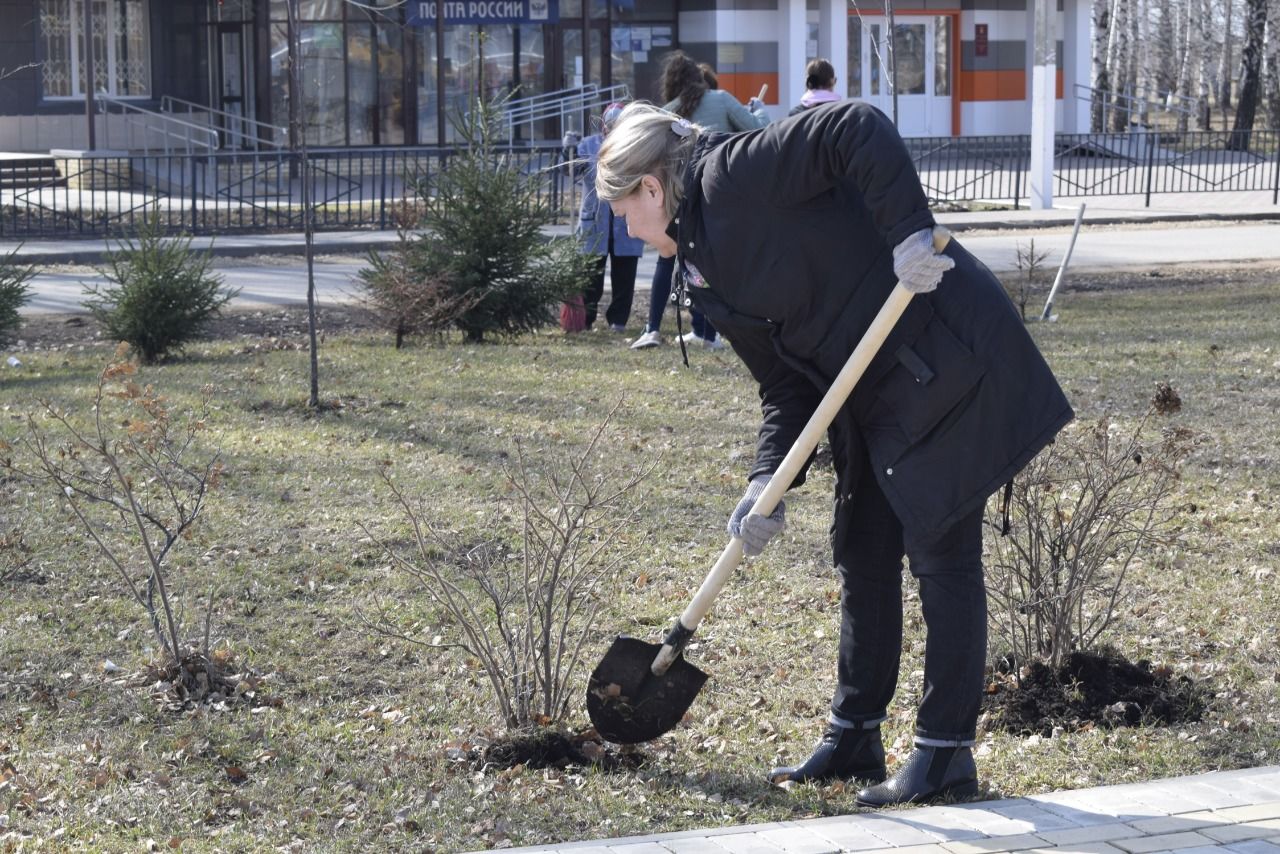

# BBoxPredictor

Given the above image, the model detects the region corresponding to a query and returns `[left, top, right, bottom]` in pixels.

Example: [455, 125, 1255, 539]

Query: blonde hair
[595, 102, 700, 222]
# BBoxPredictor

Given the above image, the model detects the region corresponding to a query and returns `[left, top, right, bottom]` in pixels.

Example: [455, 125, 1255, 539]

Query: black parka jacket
[675, 102, 1074, 540]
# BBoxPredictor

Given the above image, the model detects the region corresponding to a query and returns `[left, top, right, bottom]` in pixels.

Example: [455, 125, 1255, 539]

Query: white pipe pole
[1040, 202, 1085, 320]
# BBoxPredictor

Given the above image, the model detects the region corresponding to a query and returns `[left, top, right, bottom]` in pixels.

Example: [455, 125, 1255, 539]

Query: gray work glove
[727, 474, 786, 557]
[892, 227, 955, 294]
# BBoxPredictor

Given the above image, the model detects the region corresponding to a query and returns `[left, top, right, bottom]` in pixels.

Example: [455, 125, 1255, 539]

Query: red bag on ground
[560, 295, 587, 333]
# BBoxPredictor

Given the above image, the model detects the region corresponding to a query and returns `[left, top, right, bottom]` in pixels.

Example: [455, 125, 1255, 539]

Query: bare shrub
[1008, 238, 1052, 321]
[363, 408, 651, 729]
[985, 394, 1198, 677]
[1, 347, 239, 705]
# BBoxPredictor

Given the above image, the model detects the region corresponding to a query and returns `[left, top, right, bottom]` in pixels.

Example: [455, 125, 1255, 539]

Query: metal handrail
[160, 95, 286, 150]
[504, 83, 631, 138]
[97, 94, 220, 155]
[1073, 83, 1199, 121]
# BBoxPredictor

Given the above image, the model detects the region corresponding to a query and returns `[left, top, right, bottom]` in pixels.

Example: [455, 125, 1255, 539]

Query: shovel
[587, 227, 954, 744]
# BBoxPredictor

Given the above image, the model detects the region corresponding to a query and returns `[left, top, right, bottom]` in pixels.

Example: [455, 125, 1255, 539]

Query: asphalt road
[17, 223, 1280, 315]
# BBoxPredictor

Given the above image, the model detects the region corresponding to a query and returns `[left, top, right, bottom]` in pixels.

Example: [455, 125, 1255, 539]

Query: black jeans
[830, 446, 987, 746]
[584, 254, 638, 327]
[583, 233, 639, 328]
[646, 254, 717, 340]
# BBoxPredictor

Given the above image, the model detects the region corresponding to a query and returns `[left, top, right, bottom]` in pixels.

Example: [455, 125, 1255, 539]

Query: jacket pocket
[869, 314, 986, 448]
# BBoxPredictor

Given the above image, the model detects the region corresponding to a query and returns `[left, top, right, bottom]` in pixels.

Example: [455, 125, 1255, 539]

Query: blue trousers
[646, 254, 718, 341]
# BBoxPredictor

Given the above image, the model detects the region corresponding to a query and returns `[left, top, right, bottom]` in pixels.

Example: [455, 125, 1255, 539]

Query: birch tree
[1108, 0, 1132, 130]
[1229, 0, 1268, 147]
[1198, 0, 1216, 127]
[1265, 0, 1280, 127]
[1218, 0, 1235, 116]
[1092, 0, 1113, 131]
[1172, 0, 1197, 130]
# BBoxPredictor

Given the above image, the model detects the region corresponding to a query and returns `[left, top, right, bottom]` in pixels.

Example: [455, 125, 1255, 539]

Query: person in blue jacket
[596, 102, 1073, 806]
[575, 102, 645, 331]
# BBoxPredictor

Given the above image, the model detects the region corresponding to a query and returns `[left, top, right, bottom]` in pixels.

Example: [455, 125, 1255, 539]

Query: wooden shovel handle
[652, 226, 953, 675]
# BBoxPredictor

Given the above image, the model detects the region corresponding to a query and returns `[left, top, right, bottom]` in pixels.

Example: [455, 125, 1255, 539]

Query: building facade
[0, 0, 1090, 152]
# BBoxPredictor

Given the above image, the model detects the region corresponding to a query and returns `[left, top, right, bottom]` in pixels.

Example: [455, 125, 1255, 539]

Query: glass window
[443, 26, 481, 142]
[347, 27, 376, 145]
[40, 0, 74, 97]
[869, 23, 880, 96]
[893, 23, 926, 95]
[300, 22, 345, 145]
[846, 16, 861, 98]
[613, 0, 673, 23]
[300, 0, 345, 20]
[418, 27, 440, 144]
[610, 25, 633, 95]
[934, 16, 951, 97]
[562, 28, 583, 89]
[588, 28, 602, 87]
[376, 24, 405, 144]
[480, 25, 516, 102]
[518, 24, 545, 99]
[40, 0, 151, 98]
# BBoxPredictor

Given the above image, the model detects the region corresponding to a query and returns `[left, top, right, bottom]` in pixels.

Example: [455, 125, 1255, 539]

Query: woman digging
[595, 102, 1073, 806]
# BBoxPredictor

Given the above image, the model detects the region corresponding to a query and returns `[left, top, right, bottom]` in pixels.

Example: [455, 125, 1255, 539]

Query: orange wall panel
[716, 72, 779, 106]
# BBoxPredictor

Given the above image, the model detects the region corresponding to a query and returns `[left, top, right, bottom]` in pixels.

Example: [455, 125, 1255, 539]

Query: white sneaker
[702, 336, 725, 351]
[629, 329, 662, 350]
[679, 330, 704, 345]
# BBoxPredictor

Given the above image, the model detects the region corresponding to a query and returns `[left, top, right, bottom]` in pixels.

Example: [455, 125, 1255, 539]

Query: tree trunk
[1093, 0, 1112, 131]
[1133, 0, 1145, 124]
[1198, 0, 1215, 127]
[1219, 0, 1235, 116]
[1265, 0, 1280, 127]
[1174, 0, 1196, 131]
[285, 0, 322, 408]
[1108, 0, 1132, 130]
[1229, 0, 1267, 147]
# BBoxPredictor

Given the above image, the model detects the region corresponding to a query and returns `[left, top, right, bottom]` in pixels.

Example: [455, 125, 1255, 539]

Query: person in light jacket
[629, 51, 769, 351]
[789, 57, 841, 116]
[575, 102, 644, 330]
[596, 102, 1073, 806]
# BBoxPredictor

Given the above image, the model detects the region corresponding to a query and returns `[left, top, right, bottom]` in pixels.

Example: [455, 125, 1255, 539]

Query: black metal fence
[0, 142, 574, 239]
[3, 130, 1279, 239]
[909, 129, 1280, 209]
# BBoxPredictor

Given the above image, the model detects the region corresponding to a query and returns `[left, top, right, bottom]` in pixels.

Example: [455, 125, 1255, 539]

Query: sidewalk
[478, 765, 1280, 854]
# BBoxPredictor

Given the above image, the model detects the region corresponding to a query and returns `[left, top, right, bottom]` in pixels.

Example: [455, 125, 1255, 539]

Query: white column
[820, 0, 849, 97]
[1028, 0, 1056, 209]
[780, 0, 808, 112]
[1062, 0, 1091, 133]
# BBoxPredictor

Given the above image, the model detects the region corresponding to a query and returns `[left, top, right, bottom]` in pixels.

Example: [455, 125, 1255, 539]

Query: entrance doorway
[215, 24, 253, 148]
[848, 14, 953, 136]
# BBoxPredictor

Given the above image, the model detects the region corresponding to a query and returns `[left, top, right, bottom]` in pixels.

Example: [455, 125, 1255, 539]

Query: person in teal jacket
[629, 51, 769, 351]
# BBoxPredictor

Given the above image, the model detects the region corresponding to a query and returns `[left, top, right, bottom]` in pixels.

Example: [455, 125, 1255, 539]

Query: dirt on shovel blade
[586, 636, 708, 744]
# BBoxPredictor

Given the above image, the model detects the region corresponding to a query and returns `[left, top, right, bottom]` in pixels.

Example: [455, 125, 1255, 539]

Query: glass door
[217, 25, 247, 148]
[848, 15, 952, 136]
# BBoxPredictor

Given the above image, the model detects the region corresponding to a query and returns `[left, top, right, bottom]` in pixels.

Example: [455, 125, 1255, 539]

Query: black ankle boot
[768, 725, 887, 785]
[855, 745, 979, 807]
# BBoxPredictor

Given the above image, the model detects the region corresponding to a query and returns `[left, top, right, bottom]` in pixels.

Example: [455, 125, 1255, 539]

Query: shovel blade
[586, 636, 709, 744]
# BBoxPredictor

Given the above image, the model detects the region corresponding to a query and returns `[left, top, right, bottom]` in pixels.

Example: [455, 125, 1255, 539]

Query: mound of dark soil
[474, 727, 644, 772]
[982, 649, 1211, 736]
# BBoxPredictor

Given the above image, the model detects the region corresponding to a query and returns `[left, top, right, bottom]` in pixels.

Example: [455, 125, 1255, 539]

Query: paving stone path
[475, 766, 1280, 854]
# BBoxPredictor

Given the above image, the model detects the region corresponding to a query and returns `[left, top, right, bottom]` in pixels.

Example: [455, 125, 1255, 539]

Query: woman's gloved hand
[727, 475, 786, 556]
[892, 228, 955, 294]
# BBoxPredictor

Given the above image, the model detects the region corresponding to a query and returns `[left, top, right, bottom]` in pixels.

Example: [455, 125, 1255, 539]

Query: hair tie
[669, 118, 693, 137]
